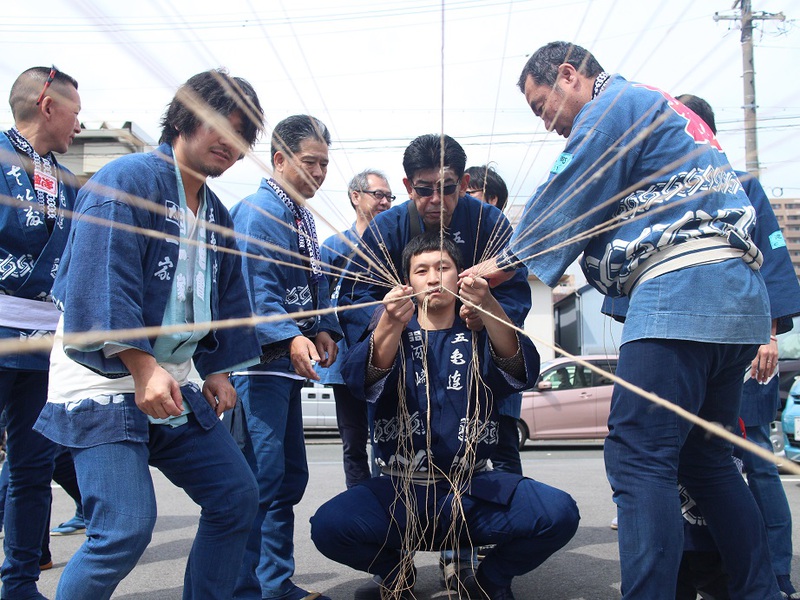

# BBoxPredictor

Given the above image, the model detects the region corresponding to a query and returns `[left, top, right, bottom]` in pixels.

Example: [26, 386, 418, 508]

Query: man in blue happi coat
[670, 95, 800, 600]
[316, 169, 395, 488]
[0, 65, 81, 600]
[336, 134, 533, 589]
[34, 69, 264, 600]
[337, 138, 531, 476]
[466, 42, 782, 599]
[311, 233, 579, 600]
[230, 115, 341, 600]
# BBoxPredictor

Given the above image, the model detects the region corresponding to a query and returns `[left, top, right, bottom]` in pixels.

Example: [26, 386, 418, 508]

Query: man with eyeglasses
[317, 169, 394, 489]
[0, 65, 81, 599]
[337, 134, 532, 595]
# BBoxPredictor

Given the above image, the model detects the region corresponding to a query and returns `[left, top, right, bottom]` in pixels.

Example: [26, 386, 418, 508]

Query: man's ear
[558, 63, 579, 88]
[273, 150, 286, 173]
[458, 172, 470, 196]
[402, 177, 413, 195]
[39, 95, 55, 120]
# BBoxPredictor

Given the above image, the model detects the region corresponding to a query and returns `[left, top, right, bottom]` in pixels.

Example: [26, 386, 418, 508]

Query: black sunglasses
[36, 66, 58, 106]
[412, 183, 458, 197]
[362, 189, 396, 201]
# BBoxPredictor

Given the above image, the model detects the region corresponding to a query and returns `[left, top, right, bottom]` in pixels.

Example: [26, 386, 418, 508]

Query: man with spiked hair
[35, 68, 264, 599]
[0, 65, 81, 599]
[467, 41, 782, 598]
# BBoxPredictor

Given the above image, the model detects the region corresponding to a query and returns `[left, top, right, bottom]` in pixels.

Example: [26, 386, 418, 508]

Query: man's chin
[205, 167, 227, 178]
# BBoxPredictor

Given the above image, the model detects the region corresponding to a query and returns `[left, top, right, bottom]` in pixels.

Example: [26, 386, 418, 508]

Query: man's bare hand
[750, 339, 778, 384]
[119, 351, 183, 419]
[315, 331, 338, 368]
[203, 372, 236, 416]
[290, 335, 321, 380]
[384, 285, 415, 326]
[459, 304, 485, 331]
[459, 258, 513, 288]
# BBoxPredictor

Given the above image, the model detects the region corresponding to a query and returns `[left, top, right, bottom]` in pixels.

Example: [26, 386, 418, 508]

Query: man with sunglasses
[0, 65, 81, 599]
[337, 134, 532, 593]
[316, 169, 395, 489]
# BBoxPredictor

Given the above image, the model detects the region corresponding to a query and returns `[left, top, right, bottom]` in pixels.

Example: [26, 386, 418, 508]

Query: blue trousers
[57, 413, 258, 600]
[492, 414, 523, 475]
[331, 383, 372, 488]
[0, 369, 56, 600]
[605, 339, 781, 599]
[232, 375, 309, 599]
[742, 422, 793, 578]
[310, 474, 579, 588]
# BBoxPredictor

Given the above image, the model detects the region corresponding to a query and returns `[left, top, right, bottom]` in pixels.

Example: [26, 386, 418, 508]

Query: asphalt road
[17, 438, 800, 599]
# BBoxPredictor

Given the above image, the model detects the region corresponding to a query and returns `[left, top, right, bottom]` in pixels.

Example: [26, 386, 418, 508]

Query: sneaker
[440, 558, 478, 594]
[51, 515, 86, 536]
[270, 585, 331, 600]
[354, 570, 415, 600]
[778, 575, 800, 599]
[476, 544, 494, 561]
[610, 517, 618, 530]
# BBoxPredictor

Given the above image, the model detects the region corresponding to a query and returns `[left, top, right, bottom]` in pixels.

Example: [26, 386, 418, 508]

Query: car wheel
[516, 420, 528, 451]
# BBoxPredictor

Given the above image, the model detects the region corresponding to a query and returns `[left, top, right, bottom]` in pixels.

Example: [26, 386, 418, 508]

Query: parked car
[781, 379, 800, 464]
[778, 357, 800, 411]
[301, 385, 338, 432]
[517, 355, 618, 449]
[777, 318, 800, 411]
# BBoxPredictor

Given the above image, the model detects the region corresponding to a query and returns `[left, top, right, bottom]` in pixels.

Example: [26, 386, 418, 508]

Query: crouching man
[311, 234, 579, 600]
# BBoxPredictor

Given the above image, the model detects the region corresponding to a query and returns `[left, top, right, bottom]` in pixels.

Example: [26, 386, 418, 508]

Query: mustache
[209, 146, 233, 161]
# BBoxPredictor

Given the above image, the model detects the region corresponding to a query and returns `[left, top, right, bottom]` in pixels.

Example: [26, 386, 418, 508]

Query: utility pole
[714, 1, 785, 179]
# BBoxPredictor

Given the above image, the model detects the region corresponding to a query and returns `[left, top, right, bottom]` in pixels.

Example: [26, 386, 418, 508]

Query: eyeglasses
[36, 66, 58, 106]
[362, 189, 396, 201]
[412, 183, 458, 197]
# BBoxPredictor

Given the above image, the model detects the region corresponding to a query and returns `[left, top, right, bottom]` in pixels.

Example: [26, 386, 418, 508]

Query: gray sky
[2, 0, 797, 239]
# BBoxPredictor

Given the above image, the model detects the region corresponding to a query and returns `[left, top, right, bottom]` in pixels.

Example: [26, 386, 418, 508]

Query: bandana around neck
[6, 127, 59, 227]
[265, 177, 322, 283]
[592, 72, 611, 100]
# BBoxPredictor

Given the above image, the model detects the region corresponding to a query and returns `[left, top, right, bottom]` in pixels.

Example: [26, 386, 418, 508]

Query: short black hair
[271, 115, 331, 166]
[466, 165, 509, 211]
[676, 94, 717, 135]
[9, 66, 79, 122]
[159, 69, 264, 147]
[517, 41, 604, 91]
[401, 232, 464, 282]
[402, 134, 467, 181]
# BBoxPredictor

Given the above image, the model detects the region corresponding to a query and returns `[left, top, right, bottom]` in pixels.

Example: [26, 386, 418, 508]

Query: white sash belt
[622, 236, 760, 296]
[0, 294, 62, 331]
